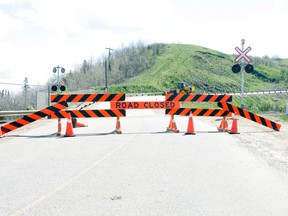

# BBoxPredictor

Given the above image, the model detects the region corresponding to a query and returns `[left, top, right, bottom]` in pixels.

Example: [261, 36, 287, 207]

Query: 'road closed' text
[110, 101, 180, 109]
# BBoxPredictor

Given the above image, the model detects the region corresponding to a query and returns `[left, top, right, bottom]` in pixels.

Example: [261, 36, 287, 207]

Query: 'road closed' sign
[110, 101, 180, 109]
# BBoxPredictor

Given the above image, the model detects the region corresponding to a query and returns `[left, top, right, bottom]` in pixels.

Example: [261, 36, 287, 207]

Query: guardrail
[0, 110, 38, 117]
[222, 89, 288, 95]
[126, 90, 288, 96]
[126, 92, 164, 97]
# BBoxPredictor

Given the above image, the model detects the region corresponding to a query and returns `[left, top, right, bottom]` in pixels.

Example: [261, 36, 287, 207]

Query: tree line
[62, 41, 165, 91]
[0, 84, 37, 111]
[0, 41, 164, 112]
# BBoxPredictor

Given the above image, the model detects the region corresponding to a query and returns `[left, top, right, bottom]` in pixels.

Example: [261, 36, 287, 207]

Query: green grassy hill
[108, 44, 288, 94]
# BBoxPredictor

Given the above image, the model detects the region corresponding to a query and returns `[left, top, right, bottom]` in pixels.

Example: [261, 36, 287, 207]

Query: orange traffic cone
[167, 115, 179, 132]
[217, 118, 223, 131]
[167, 115, 174, 131]
[229, 114, 240, 134]
[76, 121, 88, 127]
[64, 113, 75, 137]
[115, 117, 122, 134]
[217, 116, 229, 132]
[0, 126, 3, 138]
[185, 112, 196, 135]
[71, 118, 88, 128]
[171, 118, 179, 133]
[57, 118, 61, 136]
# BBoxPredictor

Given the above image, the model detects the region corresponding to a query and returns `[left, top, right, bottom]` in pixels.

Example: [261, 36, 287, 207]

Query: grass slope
[109, 44, 288, 94]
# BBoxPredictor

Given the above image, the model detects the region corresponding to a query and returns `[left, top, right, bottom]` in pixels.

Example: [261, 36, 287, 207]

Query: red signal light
[245, 64, 254, 73]
[232, 64, 241, 73]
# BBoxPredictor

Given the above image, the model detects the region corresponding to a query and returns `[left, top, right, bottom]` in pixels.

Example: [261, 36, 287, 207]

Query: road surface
[0, 96, 288, 216]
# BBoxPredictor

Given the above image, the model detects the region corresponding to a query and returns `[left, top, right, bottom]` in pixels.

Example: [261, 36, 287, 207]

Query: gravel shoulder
[207, 115, 288, 175]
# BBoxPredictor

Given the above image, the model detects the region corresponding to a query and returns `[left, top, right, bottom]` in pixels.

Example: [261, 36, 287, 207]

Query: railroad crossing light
[51, 85, 66, 91]
[60, 85, 66, 91]
[51, 85, 57, 91]
[53, 67, 57, 73]
[61, 68, 65, 73]
[232, 64, 241, 73]
[245, 64, 254, 73]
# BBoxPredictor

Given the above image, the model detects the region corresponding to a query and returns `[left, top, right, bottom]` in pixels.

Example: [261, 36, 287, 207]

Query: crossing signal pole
[240, 39, 245, 108]
[232, 39, 254, 108]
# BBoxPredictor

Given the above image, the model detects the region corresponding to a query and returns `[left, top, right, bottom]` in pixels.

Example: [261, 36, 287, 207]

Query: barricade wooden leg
[57, 118, 61, 136]
[72, 118, 77, 128]
[167, 115, 174, 131]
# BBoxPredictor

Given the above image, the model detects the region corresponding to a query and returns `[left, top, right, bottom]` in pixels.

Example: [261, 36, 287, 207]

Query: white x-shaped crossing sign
[234, 46, 252, 63]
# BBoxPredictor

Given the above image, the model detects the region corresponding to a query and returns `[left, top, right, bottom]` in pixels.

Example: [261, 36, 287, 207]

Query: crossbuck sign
[234, 46, 252, 63]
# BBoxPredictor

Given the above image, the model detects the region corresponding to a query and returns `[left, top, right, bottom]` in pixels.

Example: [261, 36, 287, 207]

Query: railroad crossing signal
[232, 45, 254, 74]
[234, 46, 252, 63]
[51, 66, 66, 92]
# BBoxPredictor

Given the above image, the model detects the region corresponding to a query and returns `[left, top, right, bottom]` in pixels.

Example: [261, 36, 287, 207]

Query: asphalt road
[1, 97, 288, 216]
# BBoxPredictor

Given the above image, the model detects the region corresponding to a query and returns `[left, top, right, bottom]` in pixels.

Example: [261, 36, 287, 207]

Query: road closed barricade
[1, 92, 280, 137]
[50, 93, 235, 135]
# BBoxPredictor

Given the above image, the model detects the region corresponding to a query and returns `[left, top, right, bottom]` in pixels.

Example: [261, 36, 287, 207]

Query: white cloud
[0, 0, 288, 91]
[22, 0, 173, 38]
[0, 10, 24, 39]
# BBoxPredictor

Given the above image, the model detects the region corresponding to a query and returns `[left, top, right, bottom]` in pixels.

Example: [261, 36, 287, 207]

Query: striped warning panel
[1, 101, 68, 135]
[50, 93, 125, 103]
[217, 102, 281, 131]
[165, 93, 232, 102]
[166, 108, 232, 117]
[49, 109, 126, 119]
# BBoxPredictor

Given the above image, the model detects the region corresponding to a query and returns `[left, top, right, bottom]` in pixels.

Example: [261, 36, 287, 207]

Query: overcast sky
[1, 0, 287, 91]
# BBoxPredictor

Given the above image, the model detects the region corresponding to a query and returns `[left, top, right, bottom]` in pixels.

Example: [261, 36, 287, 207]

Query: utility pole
[23, 77, 29, 109]
[104, 47, 113, 93]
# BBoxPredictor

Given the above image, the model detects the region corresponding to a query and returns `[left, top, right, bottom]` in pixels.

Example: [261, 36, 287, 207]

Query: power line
[0, 82, 46, 87]
[0, 82, 23, 86]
